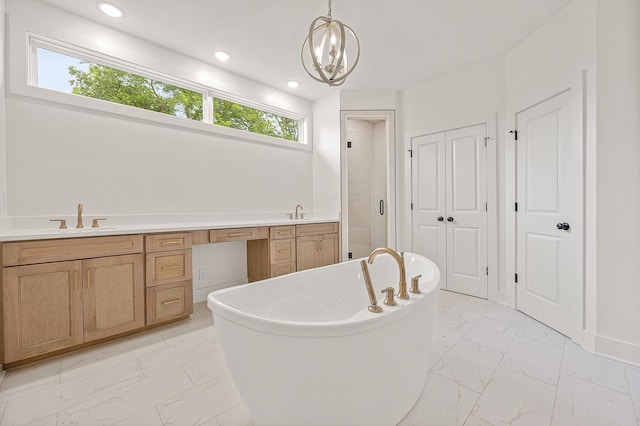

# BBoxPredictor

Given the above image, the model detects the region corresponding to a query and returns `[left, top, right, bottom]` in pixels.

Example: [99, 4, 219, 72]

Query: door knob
[437, 216, 444, 222]
[447, 217, 454, 222]
[556, 222, 570, 231]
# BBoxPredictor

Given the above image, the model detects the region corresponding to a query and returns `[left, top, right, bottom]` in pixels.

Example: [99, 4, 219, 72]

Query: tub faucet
[76, 203, 84, 229]
[295, 204, 304, 219]
[367, 247, 409, 300]
[360, 261, 383, 313]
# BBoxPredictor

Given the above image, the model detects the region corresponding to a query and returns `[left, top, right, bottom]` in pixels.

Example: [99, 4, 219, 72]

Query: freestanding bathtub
[207, 251, 440, 426]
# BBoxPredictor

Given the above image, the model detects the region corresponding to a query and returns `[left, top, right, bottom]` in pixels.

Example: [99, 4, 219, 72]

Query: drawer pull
[160, 239, 182, 245]
[160, 264, 182, 270]
[161, 298, 182, 306]
[228, 232, 250, 237]
[278, 249, 289, 254]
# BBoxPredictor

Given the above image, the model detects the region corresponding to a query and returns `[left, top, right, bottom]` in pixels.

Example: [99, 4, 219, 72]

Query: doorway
[514, 88, 583, 339]
[411, 123, 488, 298]
[340, 111, 396, 260]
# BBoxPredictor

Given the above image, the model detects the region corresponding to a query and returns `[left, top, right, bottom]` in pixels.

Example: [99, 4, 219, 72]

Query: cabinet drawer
[210, 227, 268, 242]
[270, 239, 295, 264]
[270, 262, 296, 278]
[146, 250, 192, 287]
[295, 222, 339, 237]
[145, 233, 192, 252]
[146, 281, 193, 325]
[3, 235, 144, 266]
[270, 226, 296, 240]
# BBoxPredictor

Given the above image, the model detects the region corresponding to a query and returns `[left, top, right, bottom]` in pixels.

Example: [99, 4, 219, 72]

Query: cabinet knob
[447, 216, 454, 222]
[437, 216, 444, 222]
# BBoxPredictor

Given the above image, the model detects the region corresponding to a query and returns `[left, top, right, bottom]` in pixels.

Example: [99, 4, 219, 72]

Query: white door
[516, 89, 582, 339]
[411, 132, 446, 287]
[412, 124, 487, 298]
[445, 125, 487, 298]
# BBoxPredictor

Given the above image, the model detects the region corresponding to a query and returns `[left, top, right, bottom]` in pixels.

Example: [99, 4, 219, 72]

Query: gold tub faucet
[367, 247, 409, 300]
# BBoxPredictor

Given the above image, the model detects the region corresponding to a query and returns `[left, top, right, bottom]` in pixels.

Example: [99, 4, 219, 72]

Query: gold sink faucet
[367, 247, 409, 300]
[295, 204, 304, 219]
[76, 203, 84, 229]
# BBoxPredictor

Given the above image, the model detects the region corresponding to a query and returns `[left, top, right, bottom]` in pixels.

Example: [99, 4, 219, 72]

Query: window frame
[26, 33, 309, 149]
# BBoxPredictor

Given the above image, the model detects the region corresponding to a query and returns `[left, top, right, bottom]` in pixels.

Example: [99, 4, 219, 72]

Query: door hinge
[348, 252, 353, 259]
[410, 202, 414, 211]
[486, 267, 489, 276]
[484, 136, 490, 147]
[514, 202, 518, 212]
[509, 129, 518, 141]
[515, 273, 518, 283]
[408, 149, 413, 158]
[485, 202, 488, 211]
[347, 141, 352, 148]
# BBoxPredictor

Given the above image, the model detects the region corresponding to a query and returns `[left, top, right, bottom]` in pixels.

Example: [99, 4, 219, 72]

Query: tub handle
[410, 274, 422, 294]
[382, 287, 396, 306]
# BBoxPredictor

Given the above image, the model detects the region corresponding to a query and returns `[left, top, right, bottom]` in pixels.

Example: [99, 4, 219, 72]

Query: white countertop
[0, 213, 340, 242]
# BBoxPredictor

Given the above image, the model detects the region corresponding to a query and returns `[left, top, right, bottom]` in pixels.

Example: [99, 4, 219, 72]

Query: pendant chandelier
[301, 0, 360, 86]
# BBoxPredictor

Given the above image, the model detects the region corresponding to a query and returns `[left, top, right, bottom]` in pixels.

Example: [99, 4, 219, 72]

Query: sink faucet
[295, 204, 304, 219]
[76, 203, 84, 229]
[367, 247, 409, 300]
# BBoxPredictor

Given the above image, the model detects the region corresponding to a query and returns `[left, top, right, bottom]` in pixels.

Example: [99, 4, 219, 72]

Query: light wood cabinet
[147, 281, 193, 325]
[296, 223, 339, 271]
[145, 232, 193, 325]
[82, 254, 145, 342]
[268, 225, 296, 277]
[2, 261, 83, 363]
[2, 253, 145, 363]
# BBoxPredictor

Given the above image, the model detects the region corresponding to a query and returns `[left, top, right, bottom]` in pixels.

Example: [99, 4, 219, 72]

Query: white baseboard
[193, 279, 247, 303]
[593, 333, 640, 367]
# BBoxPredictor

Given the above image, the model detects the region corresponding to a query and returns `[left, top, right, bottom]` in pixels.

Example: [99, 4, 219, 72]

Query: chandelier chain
[327, 0, 332, 19]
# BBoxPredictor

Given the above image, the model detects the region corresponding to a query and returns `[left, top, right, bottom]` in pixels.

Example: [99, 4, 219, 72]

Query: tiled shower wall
[346, 119, 387, 259]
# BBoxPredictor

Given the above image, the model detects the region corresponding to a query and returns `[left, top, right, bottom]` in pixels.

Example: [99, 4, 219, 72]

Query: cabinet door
[2, 261, 83, 363]
[318, 233, 339, 267]
[296, 235, 318, 271]
[83, 254, 145, 342]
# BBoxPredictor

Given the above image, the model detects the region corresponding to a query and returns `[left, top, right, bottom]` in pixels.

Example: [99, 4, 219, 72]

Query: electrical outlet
[199, 269, 207, 280]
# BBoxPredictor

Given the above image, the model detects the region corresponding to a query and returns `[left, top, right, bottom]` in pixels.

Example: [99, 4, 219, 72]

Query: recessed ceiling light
[287, 81, 300, 89]
[214, 51, 231, 62]
[97, 2, 124, 18]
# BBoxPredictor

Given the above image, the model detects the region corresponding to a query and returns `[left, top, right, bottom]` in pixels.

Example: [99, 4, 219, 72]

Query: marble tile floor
[0, 290, 639, 426]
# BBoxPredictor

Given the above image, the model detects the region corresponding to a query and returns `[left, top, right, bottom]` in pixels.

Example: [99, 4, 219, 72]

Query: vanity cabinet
[269, 226, 296, 277]
[1, 235, 145, 364]
[145, 232, 193, 325]
[296, 223, 339, 271]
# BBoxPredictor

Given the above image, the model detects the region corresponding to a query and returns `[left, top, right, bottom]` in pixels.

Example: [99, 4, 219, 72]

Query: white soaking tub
[207, 251, 440, 426]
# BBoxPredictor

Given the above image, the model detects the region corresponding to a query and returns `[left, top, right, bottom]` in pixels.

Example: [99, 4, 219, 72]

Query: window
[36, 48, 203, 121]
[31, 39, 305, 145]
[213, 98, 299, 142]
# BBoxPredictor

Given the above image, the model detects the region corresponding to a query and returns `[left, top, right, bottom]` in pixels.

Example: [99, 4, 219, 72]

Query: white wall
[595, 0, 640, 363]
[5, 0, 313, 218]
[401, 57, 505, 297]
[312, 91, 341, 213]
[0, 0, 7, 218]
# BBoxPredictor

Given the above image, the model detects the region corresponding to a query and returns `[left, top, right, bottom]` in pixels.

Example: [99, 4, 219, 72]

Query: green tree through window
[69, 62, 203, 121]
[62, 54, 300, 142]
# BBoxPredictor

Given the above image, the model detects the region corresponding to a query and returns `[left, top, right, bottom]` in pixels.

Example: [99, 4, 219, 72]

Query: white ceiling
[36, 0, 573, 101]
